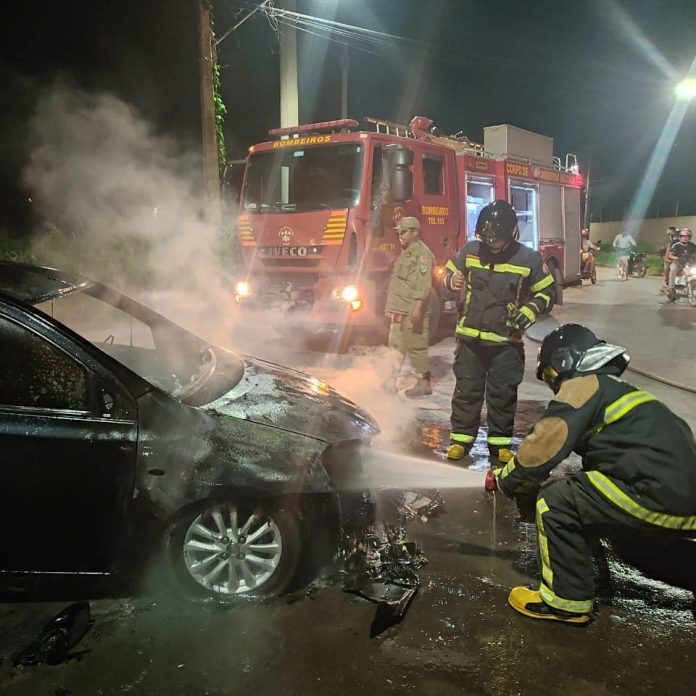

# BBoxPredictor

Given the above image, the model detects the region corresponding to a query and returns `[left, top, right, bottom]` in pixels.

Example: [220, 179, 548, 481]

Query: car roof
[0, 262, 94, 305]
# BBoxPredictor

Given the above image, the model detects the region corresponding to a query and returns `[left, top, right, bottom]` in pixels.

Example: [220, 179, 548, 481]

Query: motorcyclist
[489, 323, 696, 624]
[667, 228, 696, 290]
[661, 226, 680, 287]
[580, 229, 598, 275]
[612, 229, 636, 279]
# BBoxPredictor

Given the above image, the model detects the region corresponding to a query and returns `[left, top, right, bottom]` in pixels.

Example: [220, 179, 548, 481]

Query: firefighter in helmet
[490, 324, 696, 624]
[385, 216, 436, 397]
[442, 200, 556, 463]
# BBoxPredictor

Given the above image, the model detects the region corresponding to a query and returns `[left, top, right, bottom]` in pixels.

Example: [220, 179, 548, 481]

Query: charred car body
[0, 262, 421, 612]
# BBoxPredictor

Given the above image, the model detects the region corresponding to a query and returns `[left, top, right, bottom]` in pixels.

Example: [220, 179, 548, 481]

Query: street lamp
[675, 78, 696, 101]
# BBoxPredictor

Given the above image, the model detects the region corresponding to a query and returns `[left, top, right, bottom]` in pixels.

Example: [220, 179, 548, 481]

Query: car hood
[203, 356, 379, 444]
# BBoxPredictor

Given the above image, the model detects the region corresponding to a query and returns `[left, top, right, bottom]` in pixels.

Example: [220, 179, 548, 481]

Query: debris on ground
[13, 602, 92, 667]
[339, 489, 440, 637]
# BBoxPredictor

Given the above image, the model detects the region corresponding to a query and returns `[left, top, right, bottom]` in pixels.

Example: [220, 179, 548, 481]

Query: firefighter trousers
[450, 339, 524, 451]
[533, 474, 696, 614]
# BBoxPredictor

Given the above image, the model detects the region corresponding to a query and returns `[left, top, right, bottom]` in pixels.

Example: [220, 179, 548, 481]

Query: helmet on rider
[475, 200, 519, 248]
[581, 228, 590, 238]
[679, 228, 693, 241]
[536, 323, 630, 393]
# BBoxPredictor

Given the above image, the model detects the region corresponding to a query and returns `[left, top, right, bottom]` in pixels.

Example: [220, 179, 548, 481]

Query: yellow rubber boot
[446, 443, 469, 460]
[508, 587, 591, 625]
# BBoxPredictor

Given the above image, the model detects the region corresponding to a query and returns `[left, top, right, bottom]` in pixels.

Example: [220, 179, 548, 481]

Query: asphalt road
[542, 266, 696, 391]
[1, 272, 695, 696]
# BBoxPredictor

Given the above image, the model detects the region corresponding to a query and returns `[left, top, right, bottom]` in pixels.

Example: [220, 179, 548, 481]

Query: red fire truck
[233, 116, 584, 345]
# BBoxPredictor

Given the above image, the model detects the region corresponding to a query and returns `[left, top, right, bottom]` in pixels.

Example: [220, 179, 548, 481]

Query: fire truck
[232, 116, 584, 345]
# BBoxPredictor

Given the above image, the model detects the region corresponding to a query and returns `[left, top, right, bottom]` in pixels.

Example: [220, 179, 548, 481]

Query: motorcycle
[580, 247, 597, 284]
[626, 251, 647, 278]
[667, 261, 696, 306]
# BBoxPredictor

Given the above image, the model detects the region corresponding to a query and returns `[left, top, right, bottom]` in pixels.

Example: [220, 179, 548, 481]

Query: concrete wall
[589, 216, 696, 249]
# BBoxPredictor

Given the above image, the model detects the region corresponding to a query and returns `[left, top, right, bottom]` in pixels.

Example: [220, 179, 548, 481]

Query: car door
[0, 306, 138, 573]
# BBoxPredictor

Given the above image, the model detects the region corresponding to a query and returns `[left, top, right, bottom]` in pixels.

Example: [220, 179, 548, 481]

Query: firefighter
[385, 216, 436, 397]
[443, 200, 555, 464]
[491, 324, 696, 624]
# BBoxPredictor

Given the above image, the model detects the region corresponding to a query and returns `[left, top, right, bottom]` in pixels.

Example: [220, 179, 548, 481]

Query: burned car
[0, 262, 387, 602]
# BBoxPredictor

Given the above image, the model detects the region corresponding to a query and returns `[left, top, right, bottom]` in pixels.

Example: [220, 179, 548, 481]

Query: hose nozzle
[485, 468, 498, 492]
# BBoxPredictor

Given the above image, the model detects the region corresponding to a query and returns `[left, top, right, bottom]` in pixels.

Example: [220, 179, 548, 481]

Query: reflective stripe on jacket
[496, 372, 696, 527]
[443, 239, 555, 343]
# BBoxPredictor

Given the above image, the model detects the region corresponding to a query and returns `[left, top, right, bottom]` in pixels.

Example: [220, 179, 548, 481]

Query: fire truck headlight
[340, 285, 360, 302]
[235, 281, 252, 298]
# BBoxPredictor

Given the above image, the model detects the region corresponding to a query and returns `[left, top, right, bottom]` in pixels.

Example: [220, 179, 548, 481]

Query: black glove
[510, 308, 533, 331]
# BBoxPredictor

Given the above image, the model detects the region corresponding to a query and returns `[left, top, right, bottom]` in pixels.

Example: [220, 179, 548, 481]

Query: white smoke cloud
[20, 83, 439, 447]
[23, 83, 227, 292]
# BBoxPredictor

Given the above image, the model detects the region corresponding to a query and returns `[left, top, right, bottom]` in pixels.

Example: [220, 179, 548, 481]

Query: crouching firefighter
[489, 324, 696, 624]
[442, 200, 556, 464]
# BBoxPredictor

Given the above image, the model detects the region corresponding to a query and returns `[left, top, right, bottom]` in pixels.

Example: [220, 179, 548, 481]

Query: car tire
[164, 498, 303, 602]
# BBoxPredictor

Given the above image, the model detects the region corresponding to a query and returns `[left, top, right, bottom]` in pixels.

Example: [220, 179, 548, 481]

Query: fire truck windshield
[242, 143, 363, 213]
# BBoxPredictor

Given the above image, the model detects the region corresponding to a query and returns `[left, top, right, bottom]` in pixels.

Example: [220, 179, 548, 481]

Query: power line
[214, 0, 274, 48]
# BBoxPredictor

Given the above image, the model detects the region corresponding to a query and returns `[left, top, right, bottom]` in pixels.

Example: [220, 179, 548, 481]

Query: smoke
[23, 82, 229, 294]
[19, 83, 444, 447]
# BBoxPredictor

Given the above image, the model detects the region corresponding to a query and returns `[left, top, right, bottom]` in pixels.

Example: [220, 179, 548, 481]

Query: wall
[589, 216, 696, 249]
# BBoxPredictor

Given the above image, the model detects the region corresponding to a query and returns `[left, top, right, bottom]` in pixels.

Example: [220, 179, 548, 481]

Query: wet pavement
[1, 277, 696, 695]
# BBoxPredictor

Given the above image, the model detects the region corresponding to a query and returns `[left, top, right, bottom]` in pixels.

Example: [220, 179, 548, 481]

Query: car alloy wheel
[168, 500, 302, 601]
[183, 503, 281, 595]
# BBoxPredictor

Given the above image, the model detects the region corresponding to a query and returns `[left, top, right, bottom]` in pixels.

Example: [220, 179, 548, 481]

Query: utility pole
[340, 44, 349, 119]
[279, 0, 299, 127]
[198, 0, 221, 213]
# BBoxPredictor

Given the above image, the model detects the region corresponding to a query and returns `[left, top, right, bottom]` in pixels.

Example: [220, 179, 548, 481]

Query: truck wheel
[428, 292, 442, 345]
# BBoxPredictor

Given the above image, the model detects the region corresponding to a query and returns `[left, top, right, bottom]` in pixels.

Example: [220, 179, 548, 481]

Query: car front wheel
[165, 499, 302, 601]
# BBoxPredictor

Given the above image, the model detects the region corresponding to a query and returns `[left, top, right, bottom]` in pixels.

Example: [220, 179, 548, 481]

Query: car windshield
[242, 143, 363, 213]
[36, 285, 244, 404]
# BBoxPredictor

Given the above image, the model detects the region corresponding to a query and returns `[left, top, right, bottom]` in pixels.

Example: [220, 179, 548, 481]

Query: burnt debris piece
[14, 601, 92, 666]
[339, 489, 440, 637]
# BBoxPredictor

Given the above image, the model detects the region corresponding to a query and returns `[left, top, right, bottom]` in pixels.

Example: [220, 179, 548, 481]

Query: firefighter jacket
[496, 370, 696, 529]
[443, 240, 555, 343]
[386, 239, 435, 315]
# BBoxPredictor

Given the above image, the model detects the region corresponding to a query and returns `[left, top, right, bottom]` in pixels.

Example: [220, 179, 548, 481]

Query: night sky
[1, 0, 695, 230]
